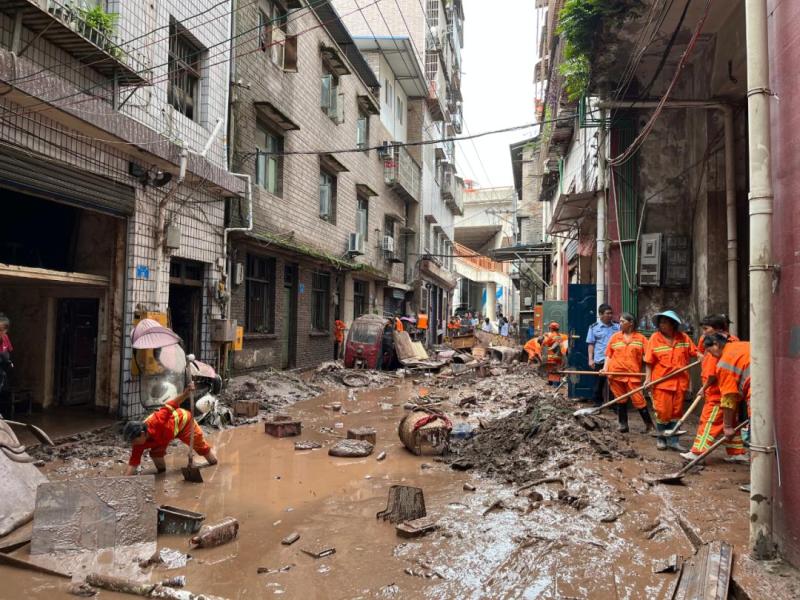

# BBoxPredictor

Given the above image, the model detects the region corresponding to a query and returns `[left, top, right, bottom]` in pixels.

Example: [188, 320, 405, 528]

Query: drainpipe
[223, 173, 253, 319]
[598, 99, 739, 327]
[722, 106, 738, 335]
[745, 0, 776, 560]
[596, 109, 607, 309]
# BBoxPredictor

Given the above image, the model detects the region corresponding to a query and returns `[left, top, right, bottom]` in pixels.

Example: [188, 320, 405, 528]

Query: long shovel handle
[186, 366, 195, 467]
[664, 389, 705, 436]
[674, 419, 750, 477]
[558, 370, 646, 377]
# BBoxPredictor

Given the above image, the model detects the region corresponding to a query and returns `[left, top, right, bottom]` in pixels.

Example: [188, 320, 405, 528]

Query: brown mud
[1, 369, 795, 599]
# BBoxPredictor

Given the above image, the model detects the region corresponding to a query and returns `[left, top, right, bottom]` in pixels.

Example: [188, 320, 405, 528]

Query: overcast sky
[456, 0, 538, 189]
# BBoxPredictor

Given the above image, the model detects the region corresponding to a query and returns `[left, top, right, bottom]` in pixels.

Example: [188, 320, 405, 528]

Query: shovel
[645, 419, 750, 485]
[1, 419, 55, 446]
[573, 360, 701, 417]
[557, 370, 646, 377]
[656, 387, 706, 438]
[180, 367, 203, 483]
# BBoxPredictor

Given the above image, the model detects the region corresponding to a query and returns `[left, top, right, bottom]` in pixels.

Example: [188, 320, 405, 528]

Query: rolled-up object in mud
[189, 517, 239, 548]
[328, 439, 374, 457]
[398, 410, 452, 456]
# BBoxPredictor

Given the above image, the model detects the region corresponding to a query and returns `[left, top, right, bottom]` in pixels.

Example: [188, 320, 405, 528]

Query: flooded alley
[4, 369, 788, 600]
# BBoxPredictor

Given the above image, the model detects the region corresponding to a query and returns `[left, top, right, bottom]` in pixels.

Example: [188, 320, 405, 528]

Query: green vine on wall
[557, 0, 636, 100]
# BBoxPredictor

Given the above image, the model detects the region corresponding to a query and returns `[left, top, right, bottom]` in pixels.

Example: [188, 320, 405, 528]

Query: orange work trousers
[149, 421, 212, 460]
[609, 378, 646, 409]
[651, 388, 685, 424]
[689, 401, 745, 456]
[544, 361, 561, 383]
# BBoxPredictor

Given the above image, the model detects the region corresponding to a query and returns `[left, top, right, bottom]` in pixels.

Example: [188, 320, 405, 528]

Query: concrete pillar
[342, 272, 355, 327]
[484, 281, 497, 319]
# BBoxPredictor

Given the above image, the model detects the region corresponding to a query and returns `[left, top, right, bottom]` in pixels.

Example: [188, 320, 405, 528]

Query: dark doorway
[169, 260, 204, 357]
[281, 264, 298, 369]
[56, 298, 99, 406]
[567, 284, 597, 400]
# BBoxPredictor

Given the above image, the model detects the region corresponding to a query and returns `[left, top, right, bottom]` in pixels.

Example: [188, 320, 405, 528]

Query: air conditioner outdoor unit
[382, 236, 395, 252]
[348, 233, 364, 255]
[233, 261, 245, 286]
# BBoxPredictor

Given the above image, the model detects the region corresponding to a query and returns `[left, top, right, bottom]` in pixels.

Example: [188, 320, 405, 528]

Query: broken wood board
[377, 485, 426, 524]
[474, 330, 519, 348]
[673, 540, 732, 600]
[393, 331, 429, 362]
[0, 423, 48, 536]
[396, 517, 438, 538]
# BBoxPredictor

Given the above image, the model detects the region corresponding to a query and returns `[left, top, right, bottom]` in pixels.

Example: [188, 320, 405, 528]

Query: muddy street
[4, 369, 786, 599]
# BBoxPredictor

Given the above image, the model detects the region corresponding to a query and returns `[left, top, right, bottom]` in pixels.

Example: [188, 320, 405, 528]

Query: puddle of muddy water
[2, 383, 698, 599]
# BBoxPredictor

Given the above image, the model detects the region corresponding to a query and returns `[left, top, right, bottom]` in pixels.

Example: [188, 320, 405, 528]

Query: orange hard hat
[548, 321, 560, 331]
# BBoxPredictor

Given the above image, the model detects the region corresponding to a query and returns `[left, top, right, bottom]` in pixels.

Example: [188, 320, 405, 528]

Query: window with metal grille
[319, 169, 337, 223]
[255, 122, 283, 196]
[353, 280, 367, 319]
[426, 0, 439, 28]
[311, 271, 330, 331]
[245, 255, 276, 333]
[168, 19, 204, 121]
[356, 195, 369, 240]
[425, 50, 438, 83]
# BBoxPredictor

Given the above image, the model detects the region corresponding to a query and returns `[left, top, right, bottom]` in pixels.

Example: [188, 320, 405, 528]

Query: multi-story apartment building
[333, 0, 466, 344]
[0, 0, 243, 418]
[227, 0, 424, 370]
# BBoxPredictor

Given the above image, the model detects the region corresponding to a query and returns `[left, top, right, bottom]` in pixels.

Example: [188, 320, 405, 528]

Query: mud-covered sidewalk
[2, 369, 799, 599]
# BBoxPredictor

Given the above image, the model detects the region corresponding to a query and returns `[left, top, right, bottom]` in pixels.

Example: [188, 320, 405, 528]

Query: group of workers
[525, 304, 751, 462]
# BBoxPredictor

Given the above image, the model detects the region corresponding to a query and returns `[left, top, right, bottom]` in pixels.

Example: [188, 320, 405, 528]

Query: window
[168, 19, 203, 120]
[356, 195, 369, 240]
[384, 215, 395, 239]
[396, 97, 404, 125]
[353, 280, 367, 319]
[245, 255, 276, 333]
[385, 80, 393, 109]
[321, 68, 343, 124]
[311, 271, 330, 331]
[425, 222, 432, 251]
[255, 122, 283, 196]
[319, 169, 337, 223]
[258, 0, 288, 67]
[356, 109, 369, 150]
[434, 157, 442, 185]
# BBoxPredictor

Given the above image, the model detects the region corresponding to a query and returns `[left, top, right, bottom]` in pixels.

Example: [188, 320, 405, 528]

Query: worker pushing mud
[123, 382, 218, 476]
[703, 333, 751, 442]
[644, 310, 697, 452]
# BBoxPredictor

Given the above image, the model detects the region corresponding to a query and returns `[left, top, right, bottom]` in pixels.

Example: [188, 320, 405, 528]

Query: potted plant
[80, 4, 118, 47]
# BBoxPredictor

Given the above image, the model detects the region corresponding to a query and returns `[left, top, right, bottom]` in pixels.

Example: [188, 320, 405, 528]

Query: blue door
[567, 284, 597, 400]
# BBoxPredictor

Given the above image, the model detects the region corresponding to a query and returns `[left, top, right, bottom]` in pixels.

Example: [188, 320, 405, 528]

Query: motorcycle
[131, 319, 227, 425]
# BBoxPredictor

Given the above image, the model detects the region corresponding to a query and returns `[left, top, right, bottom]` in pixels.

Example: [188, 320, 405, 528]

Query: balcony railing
[1, 0, 151, 85]
[384, 145, 421, 203]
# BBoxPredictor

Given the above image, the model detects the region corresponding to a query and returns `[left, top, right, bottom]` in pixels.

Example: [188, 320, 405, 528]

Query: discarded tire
[328, 439, 374, 457]
[398, 410, 452, 456]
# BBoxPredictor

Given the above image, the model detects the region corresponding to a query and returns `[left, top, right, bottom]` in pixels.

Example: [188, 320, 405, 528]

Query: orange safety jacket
[542, 332, 567, 364]
[644, 331, 697, 391]
[395, 318, 404, 332]
[716, 341, 751, 409]
[699, 333, 739, 403]
[524, 337, 542, 361]
[417, 314, 429, 330]
[334, 320, 346, 343]
[605, 331, 648, 381]
[129, 397, 191, 466]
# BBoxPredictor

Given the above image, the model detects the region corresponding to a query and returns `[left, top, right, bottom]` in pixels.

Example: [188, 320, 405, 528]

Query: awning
[386, 280, 412, 291]
[352, 36, 428, 98]
[488, 243, 554, 262]
[356, 182, 379, 197]
[253, 101, 300, 131]
[548, 191, 596, 234]
[320, 153, 348, 173]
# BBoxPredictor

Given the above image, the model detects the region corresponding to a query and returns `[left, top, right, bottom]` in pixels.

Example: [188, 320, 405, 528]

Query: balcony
[384, 145, 421, 203]
[1, 0, 150, 85]
[442, 169, 464, 216]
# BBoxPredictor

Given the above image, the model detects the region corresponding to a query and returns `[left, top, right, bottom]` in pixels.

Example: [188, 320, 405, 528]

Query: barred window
[312, 272, 330, 331]
[168, 19, 204, 121]
[353, 280, 367, 319]
[246, 255, 276, 333]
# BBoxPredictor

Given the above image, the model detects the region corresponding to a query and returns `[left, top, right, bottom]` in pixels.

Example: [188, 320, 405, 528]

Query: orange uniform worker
[123, 383, 217, 475]
[703, 333, 751, 440]
[394, 314, 405, 332]
[334, 319, 346, 360]
[524, 336, 542, 365]
[644, 310, 697, 452]
[603, 312, 654, 433]
[541, 322, 567, 386]
[683, 315, 746, 462]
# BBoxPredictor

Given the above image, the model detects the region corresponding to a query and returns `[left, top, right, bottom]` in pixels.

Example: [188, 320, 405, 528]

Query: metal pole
[596, 109, 607, 309]
[745, 0, 776, 560]
[723, 106, 739, 335]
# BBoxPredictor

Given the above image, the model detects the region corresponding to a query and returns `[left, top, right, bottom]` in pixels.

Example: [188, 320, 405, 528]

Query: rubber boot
[638, 408, 655, 433]
[655, 423, 668, 450]
[616, 404, 629, 433]
[666, 421, 689, 453]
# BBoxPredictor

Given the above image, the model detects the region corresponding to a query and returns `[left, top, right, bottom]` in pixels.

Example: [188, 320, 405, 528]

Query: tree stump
[376, 485, 426, 524]
[347, 427, 377, 445]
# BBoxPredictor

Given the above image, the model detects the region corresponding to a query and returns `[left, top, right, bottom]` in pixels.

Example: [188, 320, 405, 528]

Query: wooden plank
[673, 541, 732, 600]
[393, 331, 417, 361]
[0, 263, 109, 287]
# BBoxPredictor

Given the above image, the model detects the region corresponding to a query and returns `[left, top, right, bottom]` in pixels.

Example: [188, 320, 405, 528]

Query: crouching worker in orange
[682, 315, 746, 463]
[703, 333, 751, 442]
[542, 322, 567, 386]
[123, 383, 218, 475]
[524, 336, 542, 367]
[644, 310, 697, 452]
[603, 313, 653, 433]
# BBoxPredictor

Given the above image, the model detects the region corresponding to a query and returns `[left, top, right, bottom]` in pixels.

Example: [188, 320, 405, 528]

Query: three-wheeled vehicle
[344, 314, 391, 369]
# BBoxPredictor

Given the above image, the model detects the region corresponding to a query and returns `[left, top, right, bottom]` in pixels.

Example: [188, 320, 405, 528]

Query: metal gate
[567, 284, 597, 400]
